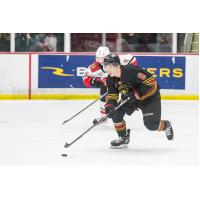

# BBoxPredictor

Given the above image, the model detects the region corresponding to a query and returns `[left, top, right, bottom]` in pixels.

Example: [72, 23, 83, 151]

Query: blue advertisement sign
[136, 56, 185, 89]
[38, 54, 185, 89]
[39, 55, 95, 88]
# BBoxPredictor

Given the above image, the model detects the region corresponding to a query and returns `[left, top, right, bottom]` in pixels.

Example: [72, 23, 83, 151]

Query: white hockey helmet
[120, 54, 134, 65]
[95, 46, 110, 64]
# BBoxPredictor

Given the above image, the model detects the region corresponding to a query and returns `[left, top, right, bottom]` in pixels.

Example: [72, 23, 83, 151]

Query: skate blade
[110, 144, 128, 149]
[167, 137, 174, 141]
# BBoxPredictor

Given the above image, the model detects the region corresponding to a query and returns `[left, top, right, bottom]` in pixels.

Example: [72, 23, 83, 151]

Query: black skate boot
[165, 121, 174, 140]
[110, 129, 130, 149]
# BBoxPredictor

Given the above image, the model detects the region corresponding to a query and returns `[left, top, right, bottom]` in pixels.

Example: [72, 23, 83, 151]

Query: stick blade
[62, 120, 69, 125]
[64, 143, 70, 148]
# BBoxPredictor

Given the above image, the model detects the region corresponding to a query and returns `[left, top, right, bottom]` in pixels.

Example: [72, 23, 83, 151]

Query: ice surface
[0, 100, 198, 166]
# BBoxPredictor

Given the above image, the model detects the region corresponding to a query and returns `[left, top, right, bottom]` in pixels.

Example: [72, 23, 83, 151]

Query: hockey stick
[62, 92, 108, 125]
[64, 96, 130, 148]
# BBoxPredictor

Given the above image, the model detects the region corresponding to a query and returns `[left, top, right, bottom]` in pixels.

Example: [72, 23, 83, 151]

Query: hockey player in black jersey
[103, 53, 174, 148]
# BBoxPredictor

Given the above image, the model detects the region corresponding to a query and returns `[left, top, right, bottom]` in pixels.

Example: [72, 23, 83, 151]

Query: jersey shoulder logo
[123, 59, 129, 64]
[137, 73, 146, 80]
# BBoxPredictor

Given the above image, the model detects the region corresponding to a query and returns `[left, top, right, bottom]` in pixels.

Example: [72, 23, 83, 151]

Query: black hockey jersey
[106, 65, 160, 105]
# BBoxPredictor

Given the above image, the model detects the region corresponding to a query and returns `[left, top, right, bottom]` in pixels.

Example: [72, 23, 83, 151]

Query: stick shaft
[62, 92, 108, 124]
[64, 97, 130, 148]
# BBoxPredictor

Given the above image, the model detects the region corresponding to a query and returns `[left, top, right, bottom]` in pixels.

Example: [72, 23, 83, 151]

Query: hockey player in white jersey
[83, 46, 137, 123]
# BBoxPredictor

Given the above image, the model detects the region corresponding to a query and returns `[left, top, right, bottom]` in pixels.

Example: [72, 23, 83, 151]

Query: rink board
[38, 54, 185, 89]
[0, 53, 199, 100]
[0, 94, 198, 100]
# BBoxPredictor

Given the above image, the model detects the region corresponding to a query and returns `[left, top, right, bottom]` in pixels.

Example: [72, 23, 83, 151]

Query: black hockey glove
[105, 103, 115, 118]
[90, 77, 106, 87]
[118, 84, 129, 96]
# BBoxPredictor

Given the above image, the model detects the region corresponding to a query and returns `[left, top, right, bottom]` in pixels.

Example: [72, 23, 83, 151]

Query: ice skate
[110, 129, 130, 149]
[165, 121, 174, 140]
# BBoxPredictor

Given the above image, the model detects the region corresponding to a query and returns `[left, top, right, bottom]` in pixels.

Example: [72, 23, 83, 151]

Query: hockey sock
[114, 120, 127, 137]
[158, 120, 170, 131]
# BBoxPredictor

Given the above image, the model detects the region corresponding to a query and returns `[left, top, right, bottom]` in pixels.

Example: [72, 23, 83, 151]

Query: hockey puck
[61, 153, 68, 157]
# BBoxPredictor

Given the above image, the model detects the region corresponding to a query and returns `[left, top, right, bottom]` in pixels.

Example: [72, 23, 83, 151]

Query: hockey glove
[118, 84, 135, 101]
[105, 104, 115, 118]
[118, 84, 129, 96]
[90, 78, 106, 87]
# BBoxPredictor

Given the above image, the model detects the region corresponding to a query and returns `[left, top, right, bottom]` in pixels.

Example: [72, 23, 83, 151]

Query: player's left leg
[158, 120, 174, 140]
[141, 93, 174, 140]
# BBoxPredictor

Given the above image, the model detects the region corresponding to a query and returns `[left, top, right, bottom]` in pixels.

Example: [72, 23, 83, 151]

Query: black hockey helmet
[103, 53, 121, 67]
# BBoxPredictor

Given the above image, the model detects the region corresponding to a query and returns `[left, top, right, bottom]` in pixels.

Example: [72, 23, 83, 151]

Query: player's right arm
[128, 66, 159, 101]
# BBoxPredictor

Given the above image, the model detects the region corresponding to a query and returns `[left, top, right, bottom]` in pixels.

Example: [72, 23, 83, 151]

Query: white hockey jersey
[83, 54, 137, 87]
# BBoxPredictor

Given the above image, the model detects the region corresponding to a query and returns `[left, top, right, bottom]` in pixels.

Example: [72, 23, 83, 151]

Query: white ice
[0, 99, 199, 166]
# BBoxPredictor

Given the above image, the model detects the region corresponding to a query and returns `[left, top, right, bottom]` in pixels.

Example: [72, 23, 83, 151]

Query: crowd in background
[70, 33, 184, 52]
[15, 33, 64, 52]
[121, 33, 172, 52]
[0, 33, 10, 51]
[0, 33, 197, 53]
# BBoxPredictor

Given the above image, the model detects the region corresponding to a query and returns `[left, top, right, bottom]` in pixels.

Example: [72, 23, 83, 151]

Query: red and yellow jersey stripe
[139, 77, 157, 100]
